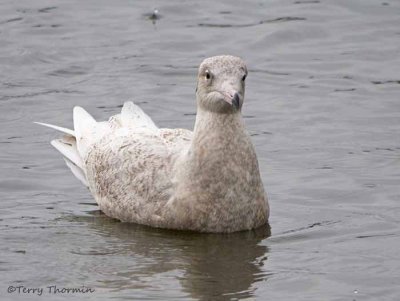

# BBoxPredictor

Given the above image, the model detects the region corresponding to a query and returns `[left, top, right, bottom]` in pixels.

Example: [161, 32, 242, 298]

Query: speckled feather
[40, 55, 269, 233]
[85, 127, 193, 228]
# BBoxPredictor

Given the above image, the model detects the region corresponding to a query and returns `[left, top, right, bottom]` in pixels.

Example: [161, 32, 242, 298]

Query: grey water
[0, 0, 399, 300]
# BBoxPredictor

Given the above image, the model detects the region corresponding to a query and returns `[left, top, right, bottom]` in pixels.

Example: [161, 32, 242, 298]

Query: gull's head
[196, 55, 248, 113]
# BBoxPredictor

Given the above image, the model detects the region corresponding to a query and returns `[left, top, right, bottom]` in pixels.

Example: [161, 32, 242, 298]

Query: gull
[37, 55, 269, 233]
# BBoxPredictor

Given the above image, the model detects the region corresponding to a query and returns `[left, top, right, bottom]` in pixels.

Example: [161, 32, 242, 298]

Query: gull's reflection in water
[73, 210, 271, 300]
[178, 226, 270, 300]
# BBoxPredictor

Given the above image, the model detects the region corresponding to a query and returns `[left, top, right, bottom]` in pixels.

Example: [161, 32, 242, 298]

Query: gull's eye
[242, 74, 247, 81]
[205, 70, 211, 80]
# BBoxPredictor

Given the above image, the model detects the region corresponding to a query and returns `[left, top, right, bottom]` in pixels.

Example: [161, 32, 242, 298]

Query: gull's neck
[191, 107, 245, 149]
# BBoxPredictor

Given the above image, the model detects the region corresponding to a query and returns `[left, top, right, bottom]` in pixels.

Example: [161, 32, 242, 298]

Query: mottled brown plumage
[38, 55, 269, 233]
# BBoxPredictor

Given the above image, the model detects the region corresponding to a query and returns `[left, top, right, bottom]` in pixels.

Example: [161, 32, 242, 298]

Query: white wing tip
[121, 101, 158, 130]
[123, 100, 134, 106]
[121, 101, 135, 113]
[35, 121, 75, 136]
[73, 106, 97, 133]
[73, 106, 84, 113]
